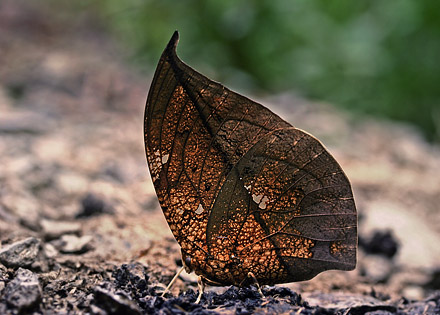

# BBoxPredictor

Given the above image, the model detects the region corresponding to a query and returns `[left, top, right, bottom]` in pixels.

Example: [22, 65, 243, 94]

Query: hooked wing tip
[165, 30, 179, 54]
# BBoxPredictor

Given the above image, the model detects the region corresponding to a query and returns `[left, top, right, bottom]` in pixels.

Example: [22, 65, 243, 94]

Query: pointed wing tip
[165, 30, 179, 54]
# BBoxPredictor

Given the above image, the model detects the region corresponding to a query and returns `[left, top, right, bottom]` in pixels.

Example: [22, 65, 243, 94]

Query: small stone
[4, 268, 42, 312]
[0, 263, 7, 278]
[360, 255, 393, 283]
[54, 234, 93, 254]
[1, 194, 41, 231]
[402, 285, 424, 301]
[113, 263, 149, 290]
[43, 243, 59, 258]
[40, 219, 82, 240]
[55, 171, 88, 195]
[92, 287, 141, 315]
[76, 193, 113, 218]
[0, 237, 41, 268]
[360, 230, 399, 258]
[0, 110, 51, 134]
[0, 264, 8, 291]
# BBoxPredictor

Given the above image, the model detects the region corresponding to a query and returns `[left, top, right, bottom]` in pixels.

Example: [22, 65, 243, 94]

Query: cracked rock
[0, 237, 41, 268]
[4, 268, 42, 313]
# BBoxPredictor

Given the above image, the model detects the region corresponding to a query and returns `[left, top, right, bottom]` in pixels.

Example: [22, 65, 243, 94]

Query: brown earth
[1, 1, 440, 314]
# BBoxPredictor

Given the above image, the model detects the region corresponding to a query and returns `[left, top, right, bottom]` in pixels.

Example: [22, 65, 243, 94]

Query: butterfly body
[144, 31, 357, 286]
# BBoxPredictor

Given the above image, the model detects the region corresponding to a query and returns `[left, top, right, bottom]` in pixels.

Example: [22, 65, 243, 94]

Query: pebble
[40, 219, 82, 240]
[0, 237, 41, 268]
[402, 285, 425, 301]
[360, 255, 394, 283]
[360, 229, 399, 258]
[361, 255, 394, 283]
[113, 263, 149, 291]
[3, 268, 42, 312]
[0, 264, 7, 292]
[53, 234, 93, 254]
[92, 286, 141, 315]
[43, 243, 59, 258]
[76, 193, 113, 218]
[0, 110, 51, 134]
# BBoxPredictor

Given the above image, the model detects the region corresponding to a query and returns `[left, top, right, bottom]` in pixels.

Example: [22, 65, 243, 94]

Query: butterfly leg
[195, 276, 206, 304]
[247, 272, 264, 298]
[161, 266, 185, 297]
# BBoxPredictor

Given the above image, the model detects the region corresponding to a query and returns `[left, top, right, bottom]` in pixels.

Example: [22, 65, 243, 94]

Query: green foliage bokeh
[94, 0, 439, 141]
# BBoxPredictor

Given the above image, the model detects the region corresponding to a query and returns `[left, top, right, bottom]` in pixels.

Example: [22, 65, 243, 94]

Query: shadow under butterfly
[144, 31, 357, 302]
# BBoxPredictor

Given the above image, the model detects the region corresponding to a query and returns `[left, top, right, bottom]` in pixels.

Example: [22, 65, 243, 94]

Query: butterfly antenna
[161, 266, 185, 297]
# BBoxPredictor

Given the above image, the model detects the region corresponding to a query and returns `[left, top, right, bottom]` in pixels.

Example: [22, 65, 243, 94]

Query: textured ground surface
[1, 1, 440, 314]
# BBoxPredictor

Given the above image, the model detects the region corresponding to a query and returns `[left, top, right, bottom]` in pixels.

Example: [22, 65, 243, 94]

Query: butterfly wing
[207, 127, 357, 284]
[144, 31, 356, 285]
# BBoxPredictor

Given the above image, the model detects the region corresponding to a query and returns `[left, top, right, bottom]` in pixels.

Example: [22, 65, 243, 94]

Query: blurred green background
[85, 0, 439, 141]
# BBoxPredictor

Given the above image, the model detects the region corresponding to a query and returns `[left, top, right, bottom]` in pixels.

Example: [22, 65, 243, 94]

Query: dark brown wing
[144, 31, 357, 286]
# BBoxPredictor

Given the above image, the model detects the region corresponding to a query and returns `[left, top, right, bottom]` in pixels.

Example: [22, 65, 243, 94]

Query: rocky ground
[1, 1, 440, 314]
